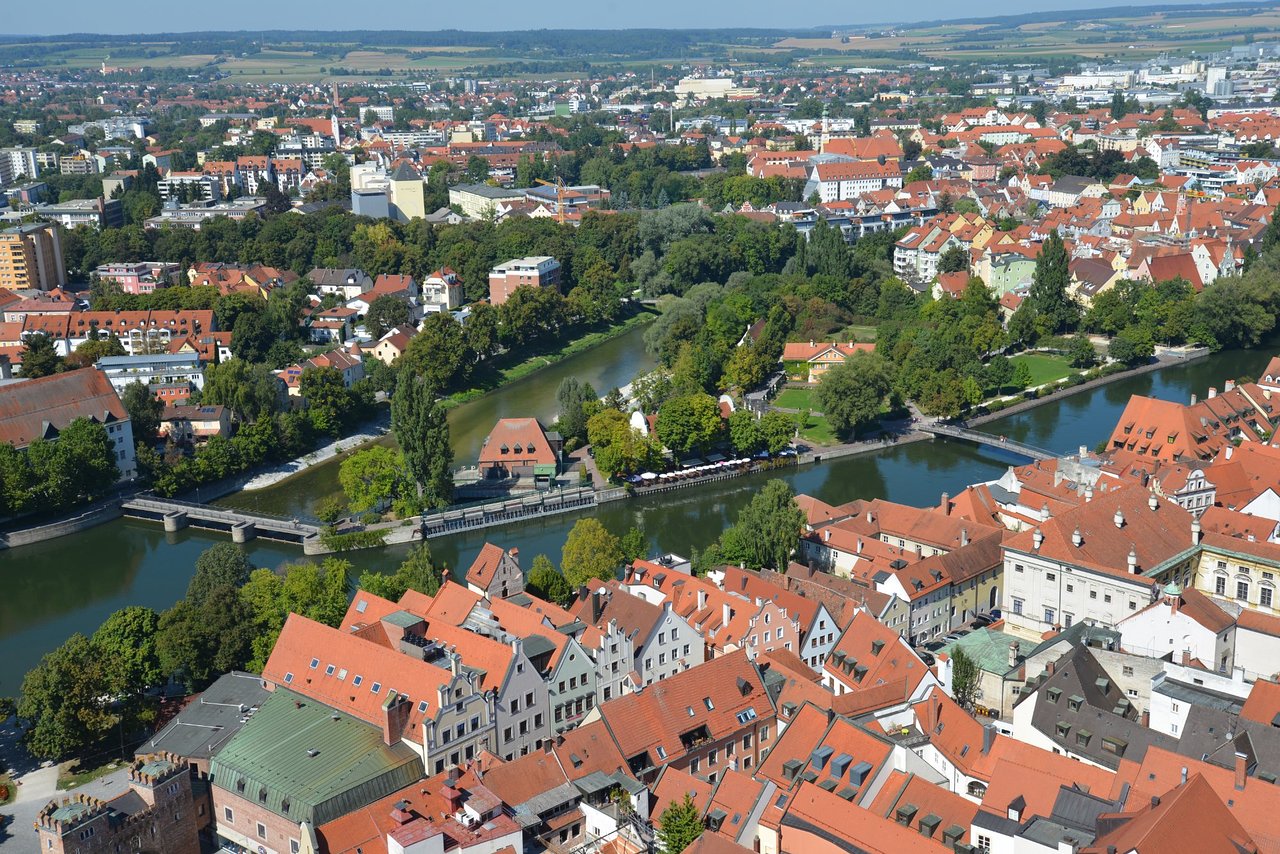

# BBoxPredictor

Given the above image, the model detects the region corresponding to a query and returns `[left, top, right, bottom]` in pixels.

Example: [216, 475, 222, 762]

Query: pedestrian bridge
[122, 496, 320, 546]
[920, 423, 1056, 462]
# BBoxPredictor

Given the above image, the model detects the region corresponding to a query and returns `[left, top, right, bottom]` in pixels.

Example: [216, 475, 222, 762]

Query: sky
[0, 0, 1222, 35]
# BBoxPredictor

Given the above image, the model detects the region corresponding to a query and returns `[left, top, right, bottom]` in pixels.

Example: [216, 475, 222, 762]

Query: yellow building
[0, 223, 65, 291]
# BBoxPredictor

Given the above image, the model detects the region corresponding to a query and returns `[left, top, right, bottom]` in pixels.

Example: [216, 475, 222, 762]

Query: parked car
[970, 615, 993, 628]
[943, 629, 970, 643]
[923, 640, 947, 653]
[917, 650, 936, 666]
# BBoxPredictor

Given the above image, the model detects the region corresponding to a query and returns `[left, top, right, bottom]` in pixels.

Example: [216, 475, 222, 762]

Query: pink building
[94, 261, 180, 295]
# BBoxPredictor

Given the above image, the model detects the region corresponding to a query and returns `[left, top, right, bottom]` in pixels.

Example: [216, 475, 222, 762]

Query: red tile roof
[0, 369, 127, 448]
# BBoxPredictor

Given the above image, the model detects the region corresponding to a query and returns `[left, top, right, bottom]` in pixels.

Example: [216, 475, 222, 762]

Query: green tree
[187, 543, 255, 605]
[904, 164, 933, 184]
[32, 418, 118, 506]
[65, 334, 125, 369]
[339, 446, 408, 513]
[1025, 231, 1079, 335]
[358, 543, 443, 601]
[951, 646, 979, 711]
[758, 410, 794, 454]
[364, 294, 411, 339]
[527, 554, 573, 605]
[658, 794, 705, 854]
[241, 558, 352, 670]
[814, 353, 891, 438]
[392, 374, 454, 511]
[728, 408, 764, 454]
[719, 479, 804, 570]
[1067, 333, 1097, 368]
[655, 393, 722, 455]
[201, 359, 281, 422]
[1011, 359, 1034, 390]
[157, 587, 257, 691]
[20, 332, 63, 378]
[620, 527, 647, 564]
[1109, 325, 1154, 366]
[299, 366, 359, 436]
[562, 518, 623, 587]
[721, 344, 769, 391]
[556, 377, 600, 444]
[121, 380, 164, 444]
[937, 244, 968, 274]
[18, 633, 117, 760]
[92, 606, 162, 693]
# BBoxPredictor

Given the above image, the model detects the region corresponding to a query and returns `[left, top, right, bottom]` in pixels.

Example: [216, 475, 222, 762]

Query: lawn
[774, 387, 816, 411]
[795, 411, 839, 446]
[1009, 353, 1074, 388]
[58, 758, 125, 791]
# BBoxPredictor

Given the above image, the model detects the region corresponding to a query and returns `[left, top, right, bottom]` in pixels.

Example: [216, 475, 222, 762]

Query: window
[1238, 580, 1250, 601]
[1216, 576, 1227, 595]
[510, 699, 520, 713]
[353, 675, 363, 687]
[257, 822, 267, 839]
[324, 664, 335, 676]
[291, 842, 301, 854]
[976, 834, 992, 853]
[1044, 607, 1056, 625]
[1089, 590, 1097, 599]
[1104, 594, 1112, 603]
[1122, 666, 1134, 677]
[1012, 598, 1024, 615]
[1014, 564, 1024, 573]
[744, 733, 753, 749]
[371, 682, 381, 694]
[309, 658, 319, 669]
[1046, 572, 1056, 581]
[709, 749, 718, 765]
[1064, 613, 1073, 628]
[1263, 587, 1274, 609]
[283, 672, 294, 684]
[224, 807, 234, 823]
[525, 691, 534, 706]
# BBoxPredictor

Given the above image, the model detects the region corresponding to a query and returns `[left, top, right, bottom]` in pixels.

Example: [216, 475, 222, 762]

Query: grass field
[1009, 353, 1074, 388]
[775, 387, 817, 411]
[795, 411, 839, 446]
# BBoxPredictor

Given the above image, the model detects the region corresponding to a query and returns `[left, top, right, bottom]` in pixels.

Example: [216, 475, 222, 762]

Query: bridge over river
[919, 423, 1056, 462]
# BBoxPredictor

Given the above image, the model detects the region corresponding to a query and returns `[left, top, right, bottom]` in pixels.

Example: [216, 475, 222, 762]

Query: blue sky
[0, 0, 1219, 35]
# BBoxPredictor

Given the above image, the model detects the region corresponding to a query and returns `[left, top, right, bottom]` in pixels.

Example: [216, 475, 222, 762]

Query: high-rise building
[0, 223, 66, 291]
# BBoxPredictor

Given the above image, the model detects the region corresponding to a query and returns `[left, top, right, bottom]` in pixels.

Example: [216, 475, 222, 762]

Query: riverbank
[966, 349, 1210, 430]
[439, 305, 658, 411]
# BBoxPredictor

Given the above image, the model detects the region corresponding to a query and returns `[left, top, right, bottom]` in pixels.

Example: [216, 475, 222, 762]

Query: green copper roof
[383, 610, 425, 628]
[941, 628, 1025, 676]
[210, 688, 423, 826]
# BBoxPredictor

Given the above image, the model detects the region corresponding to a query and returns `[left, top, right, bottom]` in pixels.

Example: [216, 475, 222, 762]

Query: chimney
[1045, 659, 1056, 676]
[1033, 528, 1044, 551]
[1226, 379, 1236, 392]
[961, 528, 969, 547]
[1115, 509, 1125, 529]
[381, 691, 411, 746]
[723, 602, 733, 627]
[1208, 387, 1217, 399]
[941, 492, 950, 515]
[1084, 485, 1094, 502]
[1235, 751, 1249, 790]
[1040, 503, 1051, 522]
[1072, 528, 1083, 547]
[591, 590, 603, 624]
[450, 651, 461, 676]
[1140, 709, 1150, 728]
[824, 529, 831, 542]
[856, 537, 863, 554]
[1009, 641, 1020, 669]
[1128, 546, 1138, 574]
[1226, 446, 1234, 460]
[1079, 445, 1088, 459]
[982, 724, 997, 754]
[1192, 517, 1202, 546]
[1190, 393, 1198, 406]
[0, 355, 10, 380]
[1148, 494, 1159, 511]
[1181, 766, 1188, 785]
[698, 589, 708, 610]
[1181, 648, 1193, 666]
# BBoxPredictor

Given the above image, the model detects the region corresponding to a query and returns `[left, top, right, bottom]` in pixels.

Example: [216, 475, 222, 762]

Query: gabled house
[780, 341, 875, 383]
[464, 542, 524, 599]
[571, 580, 706, 687]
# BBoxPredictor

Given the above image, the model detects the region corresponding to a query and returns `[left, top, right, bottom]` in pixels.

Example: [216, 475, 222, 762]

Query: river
[0, 338, 1272, 695]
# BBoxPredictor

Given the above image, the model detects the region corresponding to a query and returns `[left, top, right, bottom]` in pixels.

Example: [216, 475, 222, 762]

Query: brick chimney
[940, 492, 950, 515]
[382, 691, 412, 746]
[1235, 752, 1249, 790]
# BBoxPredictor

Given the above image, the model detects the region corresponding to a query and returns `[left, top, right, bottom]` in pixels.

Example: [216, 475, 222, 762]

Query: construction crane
[535, 177, 568, 225]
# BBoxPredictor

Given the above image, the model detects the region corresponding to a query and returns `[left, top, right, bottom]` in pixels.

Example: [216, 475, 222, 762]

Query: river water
[0, 336, 1273, 695]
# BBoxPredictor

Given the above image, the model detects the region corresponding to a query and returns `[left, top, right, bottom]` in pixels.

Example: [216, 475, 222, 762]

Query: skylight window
[324, 664, 336, 676]
[309, 658, 319, 669]
[418, 701, 429, 713]
[704, 698, 715, 711]
[371, 682, 382, 694]
[284, 672, 294, 684]
[353, 675, 363, 687]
